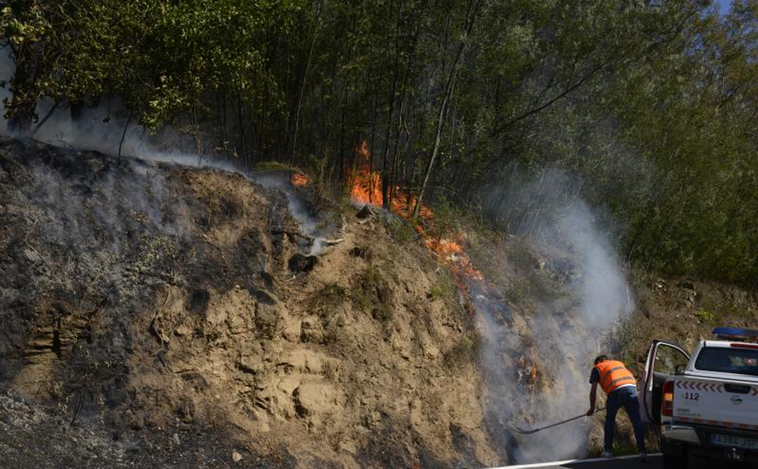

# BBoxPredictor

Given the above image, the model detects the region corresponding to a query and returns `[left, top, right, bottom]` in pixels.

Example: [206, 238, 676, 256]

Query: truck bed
[673, 374, 758, 429]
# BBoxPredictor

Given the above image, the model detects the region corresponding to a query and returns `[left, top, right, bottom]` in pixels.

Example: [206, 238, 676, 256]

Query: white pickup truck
[641, 328, 758, 468]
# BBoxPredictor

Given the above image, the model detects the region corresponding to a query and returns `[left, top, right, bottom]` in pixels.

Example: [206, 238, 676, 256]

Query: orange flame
[349, 142, 381, 205]
[348, 141, 484, 286]
[517, 351, 539, 389]
[291, 172, 310, 187]
[349, 141, 434, 220]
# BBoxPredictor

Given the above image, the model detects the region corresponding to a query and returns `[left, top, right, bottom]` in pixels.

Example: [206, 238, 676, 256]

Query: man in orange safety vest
[587, 355, 647, 462]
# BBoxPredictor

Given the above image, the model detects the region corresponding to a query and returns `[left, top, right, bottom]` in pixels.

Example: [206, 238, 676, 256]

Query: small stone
[300, 316, 324, 343]
[423, 343, 440, 360]
[288, 253, 318, 273]
[238, 353, 264, 374]
[253, 290, 288, 339]
[293, 383, 338, 417]
[232, 451, 242, 463]
[356, 204, 379, 219]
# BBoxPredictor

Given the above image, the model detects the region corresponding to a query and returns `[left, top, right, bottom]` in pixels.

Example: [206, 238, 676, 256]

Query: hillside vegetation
[1, 0, 757, 286]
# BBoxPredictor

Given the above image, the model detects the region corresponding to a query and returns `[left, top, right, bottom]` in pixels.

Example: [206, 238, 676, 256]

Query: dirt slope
[4, 137, 749, 467]
[0, 138, 500, 468]
[615, 272, 758, 375]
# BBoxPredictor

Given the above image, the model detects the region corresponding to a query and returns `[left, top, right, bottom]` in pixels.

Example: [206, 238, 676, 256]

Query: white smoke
[557, 200, 634, 330]
[479, 168, 634, 464]
[2, 41, 632, 463]
[253, 173, 326, 255]
[0, 49, 325, 250]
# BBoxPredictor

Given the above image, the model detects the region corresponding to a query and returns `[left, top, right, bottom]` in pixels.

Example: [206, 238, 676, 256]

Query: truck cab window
[695, 348, 758, 376]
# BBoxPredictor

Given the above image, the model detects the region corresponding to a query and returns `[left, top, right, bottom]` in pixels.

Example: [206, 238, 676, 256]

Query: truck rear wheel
[662, 453, 688, 469]
[661, 438, 688, 469]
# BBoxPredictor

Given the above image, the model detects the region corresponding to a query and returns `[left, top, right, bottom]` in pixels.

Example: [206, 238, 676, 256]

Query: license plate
[712, 434, 758, 450]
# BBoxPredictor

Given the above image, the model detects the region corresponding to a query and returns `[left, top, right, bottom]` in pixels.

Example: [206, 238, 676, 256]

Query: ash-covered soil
[0, 138, 500, 468]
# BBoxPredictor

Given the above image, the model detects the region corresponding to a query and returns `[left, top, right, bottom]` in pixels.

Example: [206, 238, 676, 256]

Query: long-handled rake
[508, 407, 606, 435]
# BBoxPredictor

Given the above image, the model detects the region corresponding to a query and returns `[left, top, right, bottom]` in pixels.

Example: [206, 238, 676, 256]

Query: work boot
[639, 452, 649, 464]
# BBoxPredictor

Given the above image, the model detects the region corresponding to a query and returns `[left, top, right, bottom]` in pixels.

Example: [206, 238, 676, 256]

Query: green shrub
[444, 333, 481, 368]
[694, 309, 714, 323]
[387, 218, 416, 244]
[430, 269, 456, 302]
[308, 284, 348, 316]
[351, 264, 393, 323]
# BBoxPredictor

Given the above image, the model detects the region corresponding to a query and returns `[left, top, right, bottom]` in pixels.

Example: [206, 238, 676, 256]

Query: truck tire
[662, 453, 688, 469]
[661, 437, 688, 469]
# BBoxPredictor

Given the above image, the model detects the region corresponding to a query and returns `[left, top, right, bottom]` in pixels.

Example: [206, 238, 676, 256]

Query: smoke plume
[479, 168, 635, 464]
[0, 49, 326, 251]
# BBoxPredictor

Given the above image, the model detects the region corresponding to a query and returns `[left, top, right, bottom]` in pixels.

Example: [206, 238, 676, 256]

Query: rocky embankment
[0, 138, 500, 468]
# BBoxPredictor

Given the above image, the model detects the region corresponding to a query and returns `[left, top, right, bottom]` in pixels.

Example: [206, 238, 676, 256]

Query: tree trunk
[381, 0, 402, 209]
[236, 88, 248, 164]
[389, 0, 424, 210]
[291, 0, 325, 165]
[7, 43, 38, 136]
[412, 0, 481, 218]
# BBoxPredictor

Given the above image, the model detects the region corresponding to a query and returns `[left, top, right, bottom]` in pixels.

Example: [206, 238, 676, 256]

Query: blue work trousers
[604, 385, 646, 453]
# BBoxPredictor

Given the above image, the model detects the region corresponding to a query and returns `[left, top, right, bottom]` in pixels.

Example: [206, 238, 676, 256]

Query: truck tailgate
[674, 377, 758, 429]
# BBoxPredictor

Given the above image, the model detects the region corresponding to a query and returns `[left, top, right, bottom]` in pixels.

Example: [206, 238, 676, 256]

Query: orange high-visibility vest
[594, 360, 636, 394]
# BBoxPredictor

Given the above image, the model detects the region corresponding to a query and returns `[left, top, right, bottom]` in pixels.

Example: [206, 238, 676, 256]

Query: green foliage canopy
[1, 0, 757, 286]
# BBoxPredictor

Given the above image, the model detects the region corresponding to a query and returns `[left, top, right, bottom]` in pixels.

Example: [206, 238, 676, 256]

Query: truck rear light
[662, 380, 675, 417]
[730, 342, 758, 350]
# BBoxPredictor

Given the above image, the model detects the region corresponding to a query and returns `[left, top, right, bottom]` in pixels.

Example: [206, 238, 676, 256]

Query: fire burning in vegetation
[291, 172, 310, 187]
[348, 141, 435, 220]
[517, 351, 539, 390]
[288, 141, 548, 443]
[423, 234, 484, 282]
[347, 141, 483, 286]
[286, 141, 484, 294]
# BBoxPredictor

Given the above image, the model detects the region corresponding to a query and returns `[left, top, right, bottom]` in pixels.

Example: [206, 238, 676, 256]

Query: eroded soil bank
[0, 138, 501, 468]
